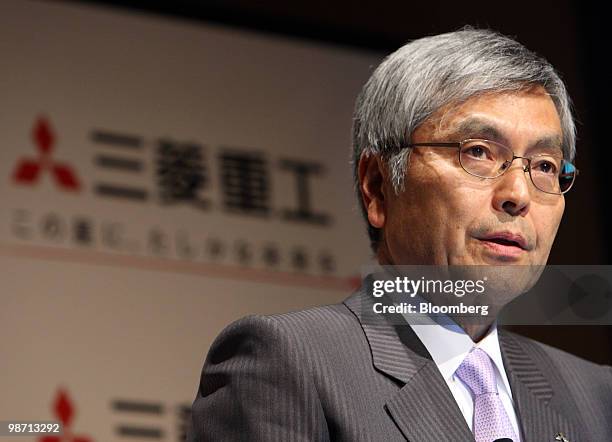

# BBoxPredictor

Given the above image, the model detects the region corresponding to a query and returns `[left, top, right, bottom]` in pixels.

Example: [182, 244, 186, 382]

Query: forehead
[418, 87, 563, 147]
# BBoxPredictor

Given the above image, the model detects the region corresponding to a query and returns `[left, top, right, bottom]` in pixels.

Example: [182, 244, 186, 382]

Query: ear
[358, 152, 387, 229]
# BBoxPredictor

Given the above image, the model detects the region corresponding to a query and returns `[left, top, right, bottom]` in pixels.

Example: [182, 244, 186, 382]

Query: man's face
[370, 86, 565, 266]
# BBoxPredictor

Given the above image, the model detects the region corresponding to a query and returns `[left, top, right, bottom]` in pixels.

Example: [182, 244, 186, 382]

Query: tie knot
[455, 348, 498, 396]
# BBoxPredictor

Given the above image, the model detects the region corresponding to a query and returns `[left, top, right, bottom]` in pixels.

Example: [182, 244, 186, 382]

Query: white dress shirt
[409, 316, 522, 441]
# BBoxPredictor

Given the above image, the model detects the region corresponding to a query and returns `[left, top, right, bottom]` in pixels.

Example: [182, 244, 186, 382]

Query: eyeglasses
[404, 138, 579, 195]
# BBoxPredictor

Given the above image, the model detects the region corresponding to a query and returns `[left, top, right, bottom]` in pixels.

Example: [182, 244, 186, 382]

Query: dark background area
[74, 0, 611, 363]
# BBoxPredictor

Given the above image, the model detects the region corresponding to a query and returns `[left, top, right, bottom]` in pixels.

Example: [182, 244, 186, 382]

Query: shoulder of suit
[213, 301, 367, 356]
[267, 301, 356, 325]
[259, 300, 362, 336]
[215, 303, 361, 333]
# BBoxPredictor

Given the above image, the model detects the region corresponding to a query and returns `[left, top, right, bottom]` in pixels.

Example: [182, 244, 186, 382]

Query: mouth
[476, 231, 530, 259]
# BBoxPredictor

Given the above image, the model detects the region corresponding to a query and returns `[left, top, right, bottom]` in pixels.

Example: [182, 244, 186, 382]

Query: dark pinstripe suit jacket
[188, 285, 612, 441]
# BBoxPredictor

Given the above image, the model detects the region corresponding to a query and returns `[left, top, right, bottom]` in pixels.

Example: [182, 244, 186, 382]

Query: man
[187, 28, 612, 441]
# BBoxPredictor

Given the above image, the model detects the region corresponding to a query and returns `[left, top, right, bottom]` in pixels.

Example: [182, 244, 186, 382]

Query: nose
[491, 159, 531, 217]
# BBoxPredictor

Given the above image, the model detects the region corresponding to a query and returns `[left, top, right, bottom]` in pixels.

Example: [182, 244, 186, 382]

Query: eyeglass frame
[401, 138, 579, 195]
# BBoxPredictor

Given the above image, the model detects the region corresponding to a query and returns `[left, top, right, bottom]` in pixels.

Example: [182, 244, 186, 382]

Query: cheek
[392, 157, 487, 248]
[535, 204, 564, 249]
[444, 191, 486, 251]
[434, 181, 486, 228]
[414, 182, 480, 251]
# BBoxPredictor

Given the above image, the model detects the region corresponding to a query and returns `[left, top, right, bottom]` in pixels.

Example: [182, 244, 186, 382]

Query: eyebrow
[447, 117, 564, 155]
[529, 136, 564, 156]
[450, 119, 508, 144]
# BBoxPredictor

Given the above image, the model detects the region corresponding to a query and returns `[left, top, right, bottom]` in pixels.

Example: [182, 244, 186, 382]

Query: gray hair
[352, 27, 576, 253]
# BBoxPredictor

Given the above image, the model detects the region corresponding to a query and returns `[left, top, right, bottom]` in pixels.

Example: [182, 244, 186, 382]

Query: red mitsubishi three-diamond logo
[12, 117, 81, 191]
[39, 388, 93, 442]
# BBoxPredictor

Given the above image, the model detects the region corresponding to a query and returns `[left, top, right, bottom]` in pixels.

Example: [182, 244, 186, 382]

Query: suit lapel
[344, 283, 474, 442]
[384, 363, 476, 442]
[499, 331, 585, 442]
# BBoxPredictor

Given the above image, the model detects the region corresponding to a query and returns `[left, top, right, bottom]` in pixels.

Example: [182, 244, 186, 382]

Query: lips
[477, 231, 530, 251]
[477, 231, 532, 260]
[480, 232, 527, 250]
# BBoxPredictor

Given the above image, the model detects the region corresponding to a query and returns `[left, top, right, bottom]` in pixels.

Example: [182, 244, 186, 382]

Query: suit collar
[343, 276, 430, 383]
[343, 279, 475, 441]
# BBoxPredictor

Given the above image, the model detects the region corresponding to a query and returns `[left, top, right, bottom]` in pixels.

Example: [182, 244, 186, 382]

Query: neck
[459, 321, 496, 342]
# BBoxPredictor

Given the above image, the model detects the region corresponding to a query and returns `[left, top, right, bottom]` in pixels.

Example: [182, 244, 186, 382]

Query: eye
[532, 159, 559, 175]
[468, 146, 486, 158]
[461, 143, 493, 160]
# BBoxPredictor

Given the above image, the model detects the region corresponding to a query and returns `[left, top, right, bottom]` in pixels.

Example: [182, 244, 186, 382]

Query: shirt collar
[410, 317, 514, 398]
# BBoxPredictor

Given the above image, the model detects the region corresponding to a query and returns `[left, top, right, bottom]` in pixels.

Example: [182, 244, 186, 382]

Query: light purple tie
[455, 348, 518, 442]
